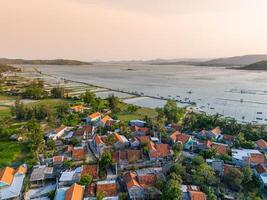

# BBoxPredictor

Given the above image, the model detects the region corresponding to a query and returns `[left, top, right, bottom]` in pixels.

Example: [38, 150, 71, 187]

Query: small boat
[257, 112, 263, 114]
[210, 107, 215, 110]
[188, 91, 192, 94]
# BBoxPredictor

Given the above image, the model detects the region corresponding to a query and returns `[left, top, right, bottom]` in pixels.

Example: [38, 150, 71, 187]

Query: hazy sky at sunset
[1, 0, 267, 61]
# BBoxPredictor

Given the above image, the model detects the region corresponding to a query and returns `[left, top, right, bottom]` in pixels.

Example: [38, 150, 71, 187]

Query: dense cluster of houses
[1, 105, 267, 200]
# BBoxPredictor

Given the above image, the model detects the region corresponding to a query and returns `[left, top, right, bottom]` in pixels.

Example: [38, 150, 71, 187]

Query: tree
[26, 118, 45, 158]
[82, 90, 96, 105]
[47, 139, 56, 151]
[127, 104, 138, 113]
[51, 86, 66, 98]
[23, 80, 48, 99]
[99, 152, 113, 170]
[79, 173, 93, 185]
[56, 102, 70, 117]
[107, 95, 121, 113]
[172, 143, 183, 160]
[164, 100, 178, 123]
[192, 163, 218, 187]
[224, 168, 243, 191]
[242, 166, 253, 184]
[161, 179, 182, 200]
[96, 191, 104, 200]
[170, 163, 186, 179]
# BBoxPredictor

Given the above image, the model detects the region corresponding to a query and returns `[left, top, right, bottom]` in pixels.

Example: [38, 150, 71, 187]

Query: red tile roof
[189, 191, 207, 200]
[249, 153, 266, 165]
[55, 125, 66, 133]
[256, 164, 267, 174]
[82, 165, 98, 179]
[53, 156, 67, 164]
[211, 143, 228, 154]
[112, 150, 142, 163]
[155, 144, 171, 157]
[124, 172, 141, 189]
[138, 174, 157, 188]
[84, 183, 96, 197]
[175, 134, 191, 144]
[97, 181, 117, 197]
[130, 126, 149, 133]
[256, 139, 267, 150]
[137, 136, 151, 143]
[72, 147, 86, 161]
[170, 131, 182, 142]
[65, 183, 84, 200]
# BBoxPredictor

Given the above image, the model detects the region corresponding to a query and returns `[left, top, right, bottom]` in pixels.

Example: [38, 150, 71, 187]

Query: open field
[117, 107, 157, 122]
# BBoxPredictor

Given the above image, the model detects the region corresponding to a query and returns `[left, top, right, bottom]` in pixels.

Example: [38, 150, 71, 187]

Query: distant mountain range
[0, 58, 90, 65]
[148, 54, 267, 67]
[239, 60, 267, 71]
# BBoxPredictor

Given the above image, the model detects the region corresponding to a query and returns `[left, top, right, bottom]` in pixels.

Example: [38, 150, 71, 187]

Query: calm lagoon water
[20, 63, 267, 124]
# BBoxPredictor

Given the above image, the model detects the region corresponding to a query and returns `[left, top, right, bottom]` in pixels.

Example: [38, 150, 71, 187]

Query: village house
[47, 125, 69, 140]
[89, 134, 106, 158]
[85, 112, 101, 123]
[81, 164, 99, 180]
[223, 134, 234, 145]
[181, 185, 207, 200]
[148, 141, 172, 160]
[232, 149, 266, 166]
[70, 104, 85, 113]
[130, 126, 149, 137]
[129, 119, 146, 127]
[170, 131, 194, 150]
[55, 183, 84, 200]
[59, 167, 81, 187]
[96, 179, 118, 199]
[113, 149, 143, 170]
[207, 127, 223, 140]
[73, 125, 94, 141]
[206, 159, 224, 176]
[53, 155, 67, 165]
[255, 139, 267, 152]
[129, 137, 140, 148]
[113, 133, 130, 149]
[254, 164, 267, 190]
[0, 165, 27, 200]
[99, 115, 115, 127]
[30, 165, 54, 187]
[72, 146, 87, 161]
[124, 168, 163, 200]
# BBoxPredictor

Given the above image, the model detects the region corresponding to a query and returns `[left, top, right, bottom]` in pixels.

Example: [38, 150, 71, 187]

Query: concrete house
[0, 165, 27, 200]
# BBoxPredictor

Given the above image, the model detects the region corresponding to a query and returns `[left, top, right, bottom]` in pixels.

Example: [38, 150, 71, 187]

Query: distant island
[238, 60, 267, 71]
[0, 58, 91, 65]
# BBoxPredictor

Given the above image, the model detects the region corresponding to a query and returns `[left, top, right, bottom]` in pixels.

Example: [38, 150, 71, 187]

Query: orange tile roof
[114, 133, 123, 142]
[223, 164, 238, 175]
[84, 183, 96, 197]
[189, 191, 207, 200]
[89, 112, 101, 119]
[65, 183, 84, 200]
[112, 150, 142, 163]
[97, 181, 117, 197]
[72, 147, 86, 161]
[101, 115, 113, 124]
[137, 136, 151, 143]
[170, 131, 182, 141]
[130, 126, 149, 133]
[94, 135, 104, 145]
[256, 139, 267, 150]
[204, 140, 213, 148]
[71, 105, 84, 111]
[0, 167, 15, 185]
[16, 165, 27, 174]
[211, 127, 221, 135]
[82, 165, 98, 179]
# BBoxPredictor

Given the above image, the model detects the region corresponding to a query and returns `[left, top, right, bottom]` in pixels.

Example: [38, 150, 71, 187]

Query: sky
[0, 0, 267, 61]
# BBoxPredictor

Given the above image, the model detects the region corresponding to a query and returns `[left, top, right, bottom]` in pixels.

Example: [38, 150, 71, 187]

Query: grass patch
[117, 107, 157, 122]
[0, 106, 11, 119]
[0, 141, 23, 167]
